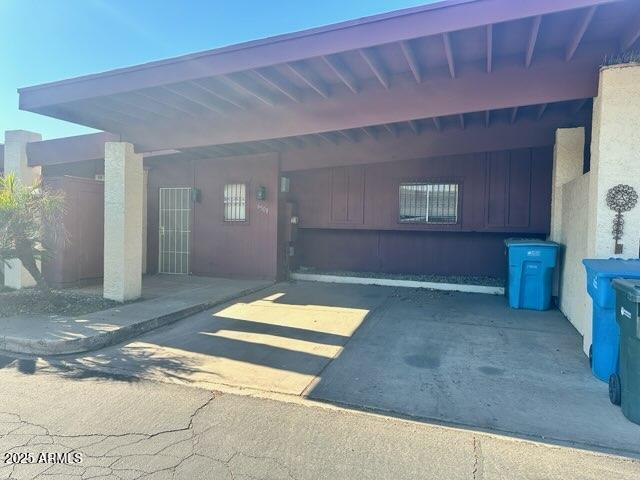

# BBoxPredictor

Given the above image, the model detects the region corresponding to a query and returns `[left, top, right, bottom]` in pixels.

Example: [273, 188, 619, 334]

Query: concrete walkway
[0, 276, 270, 355]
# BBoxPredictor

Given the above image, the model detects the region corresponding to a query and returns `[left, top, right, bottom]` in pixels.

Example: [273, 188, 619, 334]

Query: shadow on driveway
[3, 281, 638, 458]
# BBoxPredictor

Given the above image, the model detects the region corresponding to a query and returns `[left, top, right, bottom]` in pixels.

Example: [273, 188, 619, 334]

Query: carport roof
[17, 0, 640, 152]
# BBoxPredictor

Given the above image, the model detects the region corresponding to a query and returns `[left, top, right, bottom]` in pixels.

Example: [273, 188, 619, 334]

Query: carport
[7, 1, 639, 360]
[4, 0, 640, 445]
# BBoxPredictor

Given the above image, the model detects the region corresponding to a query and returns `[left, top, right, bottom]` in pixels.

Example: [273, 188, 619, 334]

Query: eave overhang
[16, 0, 640, 153]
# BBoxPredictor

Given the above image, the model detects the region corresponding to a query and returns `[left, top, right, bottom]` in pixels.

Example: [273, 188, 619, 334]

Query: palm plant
[0, 173, 65, 292]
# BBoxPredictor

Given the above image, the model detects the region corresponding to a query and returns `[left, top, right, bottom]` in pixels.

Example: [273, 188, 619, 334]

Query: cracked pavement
[0, 366, 639, 479]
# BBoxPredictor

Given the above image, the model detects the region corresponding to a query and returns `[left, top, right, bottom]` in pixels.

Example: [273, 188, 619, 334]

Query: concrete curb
[0, 283, 272, 357]
[291, 273, 505, 295]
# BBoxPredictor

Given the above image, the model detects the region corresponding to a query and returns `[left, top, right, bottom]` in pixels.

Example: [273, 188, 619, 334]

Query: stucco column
[549, 127, 584, 243]
[579, 64, 640, 354]
[3, 130, 42, 289]
[588, 64, 640, 258]
[104, 142, 143, 302]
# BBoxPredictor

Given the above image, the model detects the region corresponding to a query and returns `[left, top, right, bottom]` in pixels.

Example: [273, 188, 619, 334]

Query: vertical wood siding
[289, 147, 552, 278]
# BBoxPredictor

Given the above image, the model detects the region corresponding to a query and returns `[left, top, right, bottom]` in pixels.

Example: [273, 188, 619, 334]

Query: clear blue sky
[0, 0, 436, 140]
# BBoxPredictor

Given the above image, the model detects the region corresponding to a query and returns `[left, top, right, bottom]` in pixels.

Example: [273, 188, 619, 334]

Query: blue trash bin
[582, 259, 640, 382]
[505, 239, 559, 311]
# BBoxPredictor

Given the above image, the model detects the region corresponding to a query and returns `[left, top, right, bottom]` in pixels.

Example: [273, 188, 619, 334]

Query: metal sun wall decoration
[606, 184, 638, 254]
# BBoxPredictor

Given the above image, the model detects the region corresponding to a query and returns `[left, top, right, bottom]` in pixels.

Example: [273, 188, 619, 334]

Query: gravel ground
[296, 267, 505, 287]
[0, 289, 123, 318]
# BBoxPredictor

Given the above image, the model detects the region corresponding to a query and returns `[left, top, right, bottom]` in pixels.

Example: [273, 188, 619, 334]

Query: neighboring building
[4, 0, 640, 355]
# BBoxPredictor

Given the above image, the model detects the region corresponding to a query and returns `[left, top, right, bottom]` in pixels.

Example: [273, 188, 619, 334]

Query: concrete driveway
[305, 286, 640, 456]
[43, 281, 639, 457]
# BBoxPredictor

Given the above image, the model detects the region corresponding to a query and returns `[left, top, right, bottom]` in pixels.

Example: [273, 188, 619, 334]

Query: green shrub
[0, 173, 65, 292]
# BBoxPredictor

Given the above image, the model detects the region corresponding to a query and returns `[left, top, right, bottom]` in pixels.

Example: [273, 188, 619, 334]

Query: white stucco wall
[588, 64, 640, 258]
[555, 64, 640, 355]
[3, 130, 42, 289]
[550, 128, 585, 243]
[103, 142, 143, 302]
[558, 173, 592, 353]
[549, 127, 585, 298]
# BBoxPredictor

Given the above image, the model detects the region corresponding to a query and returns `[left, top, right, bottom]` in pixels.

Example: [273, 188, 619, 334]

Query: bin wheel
[588, 345, 593, 369]
[609, 373, 621, 406]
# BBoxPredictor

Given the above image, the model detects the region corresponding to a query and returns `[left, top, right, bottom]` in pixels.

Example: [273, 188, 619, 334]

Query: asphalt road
[0, 362, 638, 480]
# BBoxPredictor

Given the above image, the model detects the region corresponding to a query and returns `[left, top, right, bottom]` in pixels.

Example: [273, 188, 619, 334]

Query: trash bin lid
[504, 238, 560, 248]
[582, 258, 640, 277]
[612, 278, 640, 302]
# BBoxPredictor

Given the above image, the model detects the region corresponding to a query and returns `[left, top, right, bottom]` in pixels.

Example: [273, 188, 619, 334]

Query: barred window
[399, 182, 459, 224]
[224, 183, 246, 222]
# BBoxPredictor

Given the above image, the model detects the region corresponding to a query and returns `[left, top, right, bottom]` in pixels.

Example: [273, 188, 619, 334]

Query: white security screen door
[158, 187, 191, 274]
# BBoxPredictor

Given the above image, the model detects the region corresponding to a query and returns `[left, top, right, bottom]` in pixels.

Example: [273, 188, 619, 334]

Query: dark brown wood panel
[530, 146, 554, 232]
[507, 149, 532, 228]
[486, 151, 508, 228]
[297, 229, 546, 278]
[330, 167, 348, 223]
[291, 147, 552, 234]
[346, 166, 365, 225]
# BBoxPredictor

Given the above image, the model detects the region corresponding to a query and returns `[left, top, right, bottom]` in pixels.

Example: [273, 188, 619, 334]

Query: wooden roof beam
[400, 40, 422, 83]
[572, 98, 588, 114]
[566, 6, 597, 61]
[322, 54, 359, 93]
[162, 84, 226, 114]
[361, 126, 378, 140]
[536, 103, 548, 120]
[486, 24, 493, 73]
[223, 73, 278, 107]
[337, 129, 359, 142]
[285, 61, 330, 99]
[383, 123, 399, 137]
[101, 96, 173, 121]
[510, 106, 519, 124]
[621, 11, 640, 51]
[442, 33, 456, 79]
[316, 132, 340, 145]
[280, 137, 306, 149]
[134, 90, 199, 117]
[189, 79, 247, 110]
[252, 68, 302, 103]
[526, 16, 542, 68]
[360, 48, 390, 89]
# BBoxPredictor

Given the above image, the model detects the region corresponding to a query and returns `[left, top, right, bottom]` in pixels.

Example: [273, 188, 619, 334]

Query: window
[399, 182, 459, 224]
[224, 183, 246, 222]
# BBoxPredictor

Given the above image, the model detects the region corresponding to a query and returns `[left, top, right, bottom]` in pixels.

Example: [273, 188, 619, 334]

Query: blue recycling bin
[582, 259, 640, 382]
[505, 239, 559, 311]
